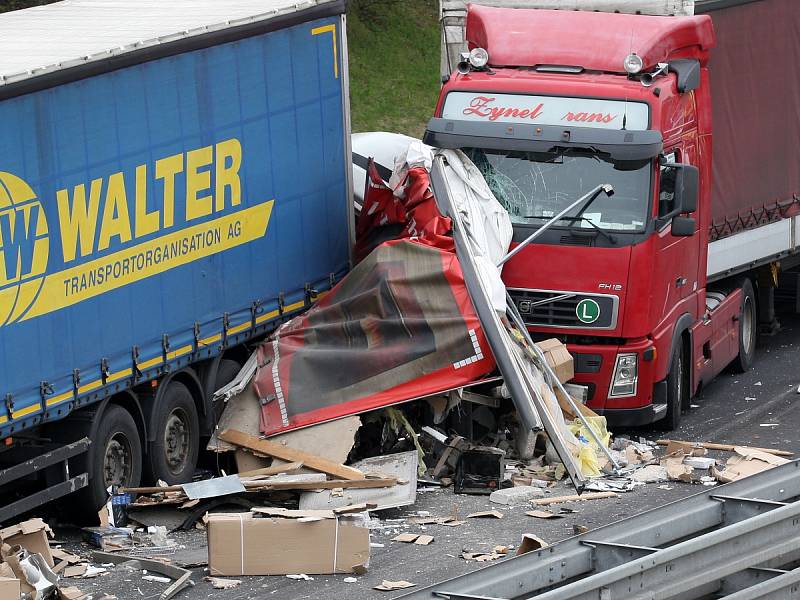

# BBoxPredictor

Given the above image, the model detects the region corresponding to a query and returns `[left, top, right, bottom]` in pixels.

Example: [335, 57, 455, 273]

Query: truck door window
[659, 151, 679, 218]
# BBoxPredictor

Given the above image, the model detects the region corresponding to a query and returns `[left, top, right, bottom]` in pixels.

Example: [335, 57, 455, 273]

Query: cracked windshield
[466, 148, 652, 231]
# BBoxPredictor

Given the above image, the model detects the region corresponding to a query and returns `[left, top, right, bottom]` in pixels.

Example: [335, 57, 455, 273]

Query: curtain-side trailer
[0, 0, 352, 521]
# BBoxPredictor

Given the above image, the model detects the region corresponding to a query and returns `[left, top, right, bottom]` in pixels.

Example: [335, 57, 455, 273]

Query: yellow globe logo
[0, 172, 49, 326]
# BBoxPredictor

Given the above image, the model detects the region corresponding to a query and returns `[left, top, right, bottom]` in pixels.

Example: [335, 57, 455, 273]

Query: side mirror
[674, 164, 699, 213]
[671, 215, 696, 237]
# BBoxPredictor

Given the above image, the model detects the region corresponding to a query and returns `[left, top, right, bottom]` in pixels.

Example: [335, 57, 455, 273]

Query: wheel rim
[742, 295, 754, 355]
[675, 351, 683, 403]
[103, 434, 133, 488]
[164, 408, 190, 475]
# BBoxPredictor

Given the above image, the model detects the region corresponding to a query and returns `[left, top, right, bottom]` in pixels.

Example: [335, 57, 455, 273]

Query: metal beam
[713, 494, 789, 525]
[0, 437, 89, 486]
[400, 461, 800, 600]
[722, 566, 800, 599]
[2, 475, 88, 523]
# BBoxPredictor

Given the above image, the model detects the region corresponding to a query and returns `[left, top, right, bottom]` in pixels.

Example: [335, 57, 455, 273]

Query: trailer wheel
[88, 404, 143, 510]
[663, 342, 687, 431]
[731, 278, 757, 373]
[147, 382, 199, 485]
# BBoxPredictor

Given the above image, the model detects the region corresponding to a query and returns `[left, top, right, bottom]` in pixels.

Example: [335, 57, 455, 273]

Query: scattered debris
[631, 465, 668, 483]
[392, 533, 419, 543]
[489, 486, 545, 505]
[656, 439, 793, 457]
[374, 580, 415, 591]
[663, 454, 693, 482]
[683, 457, 716, 470]
[466, 510, 504, 519]
[286, 574, 314, 581]
[713, 447, 790, 483]
[91, 551, 193, 600]
[530, 492, 618, 506]
[218, 429, 366, 480]
[182, 475, 245, 500]
[455, 447, 505, 494]
[573, 525, 590, 534]
[461, 550, 505, 562]
[300, 451, 417, 511]
[517, 534, 549, 555]
[203, 577, 241, 589]
[526, 510, 564, 519]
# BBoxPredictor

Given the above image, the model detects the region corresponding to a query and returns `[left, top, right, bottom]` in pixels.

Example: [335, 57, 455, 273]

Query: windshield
[465, 148, 652, 232]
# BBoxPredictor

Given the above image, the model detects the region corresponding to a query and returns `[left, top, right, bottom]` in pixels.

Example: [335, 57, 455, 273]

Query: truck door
[653, 147, 700, 325]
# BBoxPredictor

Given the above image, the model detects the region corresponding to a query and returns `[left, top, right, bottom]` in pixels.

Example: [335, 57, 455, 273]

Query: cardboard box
[206, 509, 370, 576]
[0, 518, 54, 567]
[536, 338, 574, 384]
[0, 576, 20, 600]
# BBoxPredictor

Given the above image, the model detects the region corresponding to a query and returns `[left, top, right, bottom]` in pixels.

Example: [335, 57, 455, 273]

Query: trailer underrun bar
[401, 460, 800, 600]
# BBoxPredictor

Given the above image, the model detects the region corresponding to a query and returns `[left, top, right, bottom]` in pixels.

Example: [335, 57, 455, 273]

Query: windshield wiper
[558, 216, 618, 245]
[521, 215, 618, 245]
[498, 184, 614, 266]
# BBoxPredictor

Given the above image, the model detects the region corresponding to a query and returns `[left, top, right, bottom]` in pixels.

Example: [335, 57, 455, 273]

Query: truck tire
[147, 382, 199, 485]
[663, 342, 686, 431]
[731, 278, 757, 373]
[87, 404, 143, 511]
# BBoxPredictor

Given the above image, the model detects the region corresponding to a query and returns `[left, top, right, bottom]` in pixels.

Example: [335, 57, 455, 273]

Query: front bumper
[592, 382, 668, 426]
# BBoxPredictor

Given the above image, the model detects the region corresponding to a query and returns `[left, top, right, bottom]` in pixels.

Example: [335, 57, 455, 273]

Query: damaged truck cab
[428, 1, 800, 428]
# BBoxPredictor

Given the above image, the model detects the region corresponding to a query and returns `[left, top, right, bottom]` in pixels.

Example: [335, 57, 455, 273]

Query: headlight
[609, 353, 638, 397]
[623, 53, 644, 75]
[469, 47, 489, 69]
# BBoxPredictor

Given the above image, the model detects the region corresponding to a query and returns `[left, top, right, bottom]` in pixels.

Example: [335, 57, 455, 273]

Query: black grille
[574, 353, 602, 373]
[510, 289, 616, 329]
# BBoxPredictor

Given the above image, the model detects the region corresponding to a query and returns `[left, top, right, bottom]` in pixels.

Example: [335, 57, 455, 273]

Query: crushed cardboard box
[713, 447, 790, 483]
[206, 509, 369, 576]
[0, 519, 54, 567]
[535, 338, 574, 384]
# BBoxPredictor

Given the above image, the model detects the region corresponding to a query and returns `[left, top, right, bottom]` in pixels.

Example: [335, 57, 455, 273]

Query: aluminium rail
[401, 459, 800, 600]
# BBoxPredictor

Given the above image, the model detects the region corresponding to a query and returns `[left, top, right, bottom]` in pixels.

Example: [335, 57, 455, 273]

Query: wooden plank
[530, 491, 617, 505]
[237, 461, 304, 478]
[218, 429, 365, 480]
[556, 389, 599, 420]
[656, 440, 793, 457]
[244, 477, 397, 491]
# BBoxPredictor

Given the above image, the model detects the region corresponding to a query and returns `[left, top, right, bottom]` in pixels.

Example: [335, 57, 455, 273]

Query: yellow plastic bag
[569, 416, 611, 477]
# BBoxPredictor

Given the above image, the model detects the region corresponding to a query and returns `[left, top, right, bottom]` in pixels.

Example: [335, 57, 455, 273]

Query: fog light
[469, 47, 489, 69]
[623, 53, 644, 75]
[609, 353, 638, 397]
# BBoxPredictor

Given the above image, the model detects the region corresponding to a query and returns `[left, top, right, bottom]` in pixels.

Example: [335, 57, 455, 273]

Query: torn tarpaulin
[250, 154, 495, 436]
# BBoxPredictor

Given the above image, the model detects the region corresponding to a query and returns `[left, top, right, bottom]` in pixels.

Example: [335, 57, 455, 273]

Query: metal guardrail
[401, 460, 800, 600]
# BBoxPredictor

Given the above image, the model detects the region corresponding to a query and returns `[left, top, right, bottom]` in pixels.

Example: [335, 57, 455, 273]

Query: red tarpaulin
[706, 0, 800, 237]
[253, 162, 495, 436]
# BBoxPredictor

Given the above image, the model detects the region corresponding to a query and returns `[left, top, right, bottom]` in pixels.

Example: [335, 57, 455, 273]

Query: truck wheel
[147, 382, 199, 484]
[88, 404, 143, 510]
[731, 278, 757, 373]
[663, 342, 687, 431]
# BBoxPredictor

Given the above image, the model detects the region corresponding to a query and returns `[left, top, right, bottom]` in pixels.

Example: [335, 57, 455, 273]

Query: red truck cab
[425, 5, 751, 428]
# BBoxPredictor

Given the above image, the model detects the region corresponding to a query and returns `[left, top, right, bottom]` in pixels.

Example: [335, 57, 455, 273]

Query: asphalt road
[62, 310, 800, 600]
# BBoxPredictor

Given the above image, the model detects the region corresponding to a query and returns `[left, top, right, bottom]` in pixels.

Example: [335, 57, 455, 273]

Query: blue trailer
[0, 0, 352, 520]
